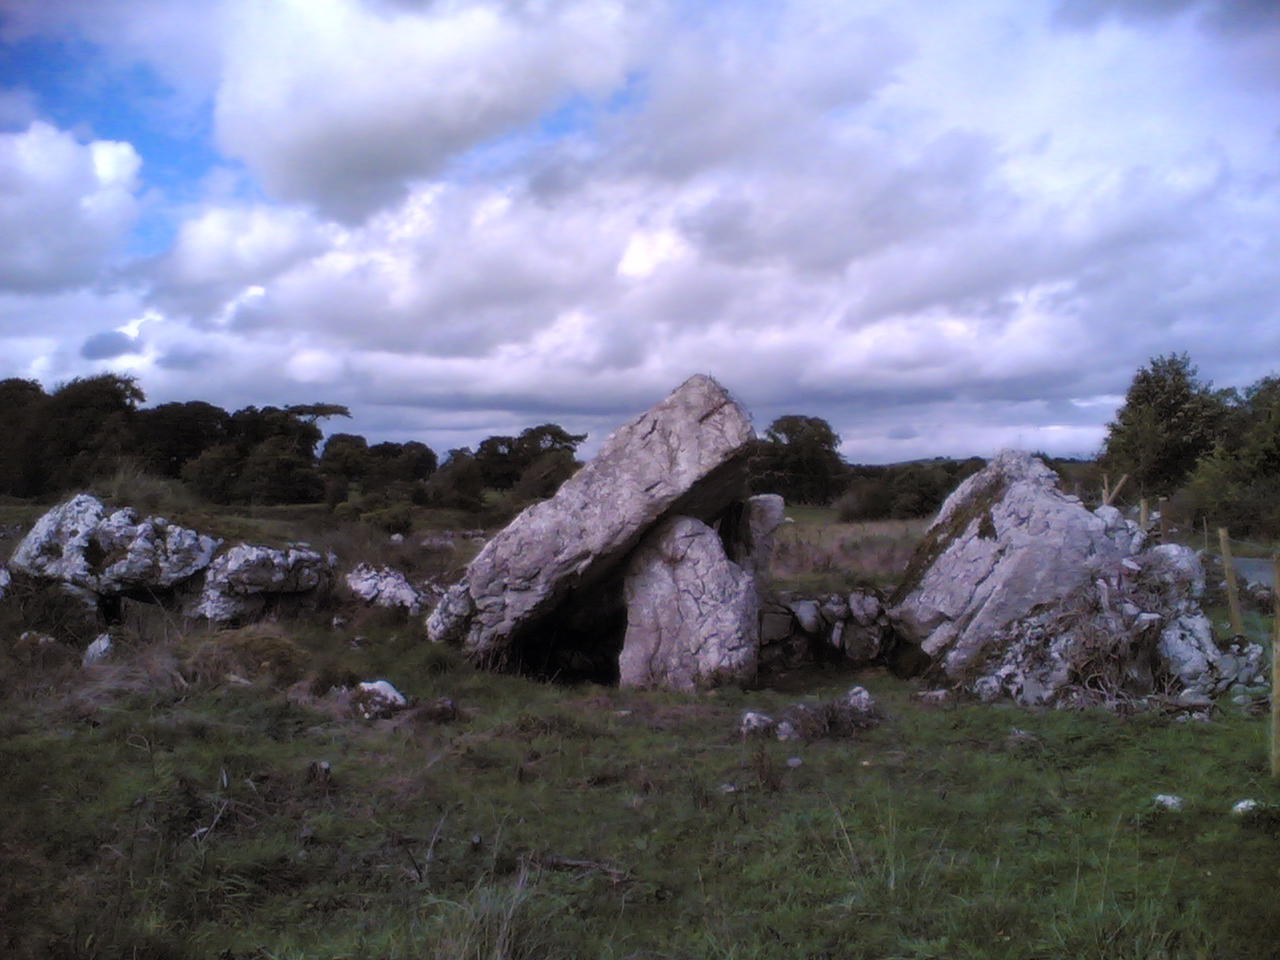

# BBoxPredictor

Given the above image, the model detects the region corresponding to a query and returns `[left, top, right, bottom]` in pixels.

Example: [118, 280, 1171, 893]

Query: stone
[775, 720, 799, 742]
[82, 633, 112, 666]
[789, 600, 822, 635]
[9, 494, 221, 595]
[428, 375, 754, 673]
[352, 679, 408, 719]
[740, 711, 775, 736]
[722, 494, 786, 584]
[189, 543, 336, 621]
[0, 567, 9, 601]
[759, 605, 794, 643]
[842, 686, 876, 714]
[619, 516, 758, 691]
[890, 451, 1139, 679]
[847, 590, 882, 627]
[345, 563, 422, 614]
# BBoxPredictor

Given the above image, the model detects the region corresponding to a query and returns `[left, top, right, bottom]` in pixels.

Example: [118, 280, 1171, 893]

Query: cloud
[80, 330, 143, 359]
[0, 122, 141, 292]
[214, 0, 657, 220]
[147, 203, 332, 318]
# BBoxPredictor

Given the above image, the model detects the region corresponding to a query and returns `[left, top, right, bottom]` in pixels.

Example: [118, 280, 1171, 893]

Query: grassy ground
[4, 610, 1280, 960]
[770, 508, 928, 594]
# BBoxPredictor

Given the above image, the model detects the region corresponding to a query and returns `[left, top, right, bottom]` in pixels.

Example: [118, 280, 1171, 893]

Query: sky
[1, 0, 1278, 464]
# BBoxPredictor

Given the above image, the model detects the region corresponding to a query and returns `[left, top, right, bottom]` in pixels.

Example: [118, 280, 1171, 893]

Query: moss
[889, 469, 1007, 606]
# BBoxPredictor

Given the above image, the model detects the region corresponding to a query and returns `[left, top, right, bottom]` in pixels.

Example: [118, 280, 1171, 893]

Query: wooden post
[1158, 498, 1168, 541]
[1139, 498, 1150, 531]
[1272, 555, 1280, 781]
[1102, 474, 1129, 507]
[1219, 528, 1245, 638]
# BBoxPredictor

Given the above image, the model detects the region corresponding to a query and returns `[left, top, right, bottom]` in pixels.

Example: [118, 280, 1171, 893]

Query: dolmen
[428, 374, 785, 691]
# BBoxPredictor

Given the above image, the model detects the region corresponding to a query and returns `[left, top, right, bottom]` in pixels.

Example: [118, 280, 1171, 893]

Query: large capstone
[427, 374, 754, 678]
[619, 515, 759, 691]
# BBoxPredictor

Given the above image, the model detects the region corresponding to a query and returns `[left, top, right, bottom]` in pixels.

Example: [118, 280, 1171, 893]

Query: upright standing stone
[620, 515, 758, 691]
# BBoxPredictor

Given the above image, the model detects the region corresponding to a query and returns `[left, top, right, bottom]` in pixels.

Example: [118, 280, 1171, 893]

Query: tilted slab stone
[619, 515, 758, 691]
[890, 450, 1139, 678]
[9, 493, 221, 595]
[427, 375, 754, 667]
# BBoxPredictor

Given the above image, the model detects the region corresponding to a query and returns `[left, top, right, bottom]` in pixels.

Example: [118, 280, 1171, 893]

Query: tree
[423, 448, 486, 511]
[751, 415, 848, 505]
[133, 401, 230, 478]
[1099, 354, 1228, 497]
[42, 373, 146, 490]
[0, 378, 48, 497]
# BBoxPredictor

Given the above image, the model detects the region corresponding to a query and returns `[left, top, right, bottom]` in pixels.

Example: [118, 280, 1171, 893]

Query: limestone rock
[345, 563, 422, 614]
[82, 633, 112, 666]
[352, 680, 408, 719]
[789, 599, 822, 635]
[428, 375, 754, 670]
[619, 515, 758, 691]
[189, 543, 336, 621]
[890, 450, 1137, 678]
[9, 494, 220, 595]
[723, 494, 787, 584]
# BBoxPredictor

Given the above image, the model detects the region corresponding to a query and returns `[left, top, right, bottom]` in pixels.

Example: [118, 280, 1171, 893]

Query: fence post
[1158, 498, 1168, 540]
[1139, 498, 1149, 531]
[1218, 528, 1245, 638]
[1272, 555, 1279, 781]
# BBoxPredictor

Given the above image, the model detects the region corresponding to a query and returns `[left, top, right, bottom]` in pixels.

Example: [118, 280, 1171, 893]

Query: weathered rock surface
[9, 494, 221, 595]
[428, 375, 754, 671]
[723, 494, 787, 585]
[187, 544, 336, 621]
[890, 450, 1139, 677]
[890, 452, 1265, 706]
[619, 515, 758, 691]
[345, 563, 423, 614]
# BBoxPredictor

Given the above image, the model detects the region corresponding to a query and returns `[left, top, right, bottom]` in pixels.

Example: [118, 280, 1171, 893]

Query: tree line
[0, 372, 1025, 524]
[1099, 353, 1280, 540]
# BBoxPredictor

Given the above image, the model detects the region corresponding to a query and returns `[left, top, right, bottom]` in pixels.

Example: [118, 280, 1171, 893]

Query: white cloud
[215, 0, 658, 220]
[0, 122, 141, 292]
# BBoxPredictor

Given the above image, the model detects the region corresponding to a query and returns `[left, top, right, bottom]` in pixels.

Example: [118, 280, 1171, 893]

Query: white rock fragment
[353, 680, 408, 719]
[739, 711, 775, 736]
[82, 633, 112, 666]
[842, 686, 875, 713]
[1153, 794, 1183, 811]
[344, 563, 422, 614]
[1232, 799, 1260, 815]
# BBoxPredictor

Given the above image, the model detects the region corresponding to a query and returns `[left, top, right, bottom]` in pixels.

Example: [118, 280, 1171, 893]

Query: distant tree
[319, 433, 372, 507]
[181, 444, 242, 504]
[475, 435, 521, 489]
[134, 401, 230, 478]
[475, 425, 585, 490]
[423, 448, 486, 511]
[232, 435, 325, 505]
[1100, 354, 1229, 497]
[751, 415, 848, 505]
[42, 373, 146, 490]
[0, 378, 48, 497]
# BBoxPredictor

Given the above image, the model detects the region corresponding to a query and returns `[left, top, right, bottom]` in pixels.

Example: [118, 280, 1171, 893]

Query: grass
[771, 513, 928, 594]
[4, 612, 1280, 959]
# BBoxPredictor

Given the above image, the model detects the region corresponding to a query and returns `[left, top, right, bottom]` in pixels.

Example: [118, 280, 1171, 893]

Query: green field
[4, 615, 1280, 959]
